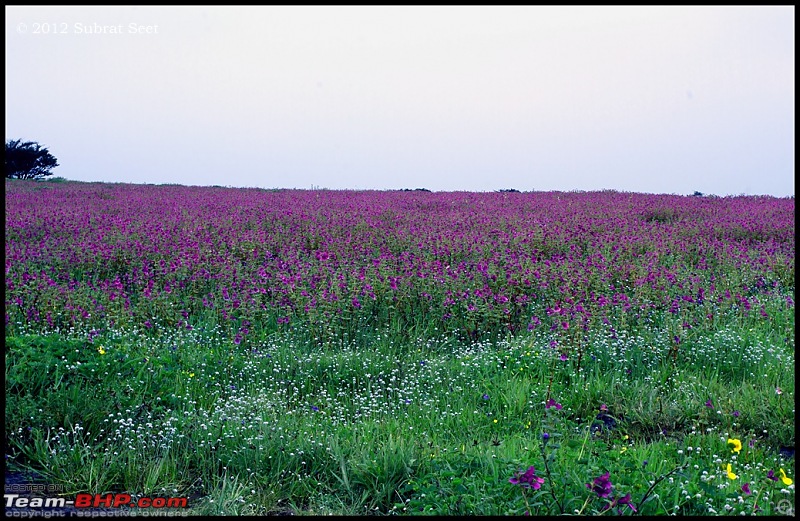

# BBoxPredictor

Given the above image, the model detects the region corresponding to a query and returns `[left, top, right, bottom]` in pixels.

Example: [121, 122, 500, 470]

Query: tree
[5, 140, 59, 180]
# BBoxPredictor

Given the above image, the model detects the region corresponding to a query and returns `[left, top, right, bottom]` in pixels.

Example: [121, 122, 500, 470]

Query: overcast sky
[5, 6, 795, 196]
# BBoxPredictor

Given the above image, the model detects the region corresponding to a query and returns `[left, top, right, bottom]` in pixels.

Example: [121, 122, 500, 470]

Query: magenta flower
[545, 398, 562, 410]
[705, 399, 714, 408]
[742, 483, 751, 495]
[586, 472, 613, 499]
[615, 493, 637, 512]
[509, 466, 545, 490]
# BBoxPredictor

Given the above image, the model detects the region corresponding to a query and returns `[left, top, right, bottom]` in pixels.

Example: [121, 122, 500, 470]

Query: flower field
[5, 180, 795, 515]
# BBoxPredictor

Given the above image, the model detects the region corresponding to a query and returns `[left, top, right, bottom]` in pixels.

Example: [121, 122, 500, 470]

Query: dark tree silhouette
[5, 140, 59, 180]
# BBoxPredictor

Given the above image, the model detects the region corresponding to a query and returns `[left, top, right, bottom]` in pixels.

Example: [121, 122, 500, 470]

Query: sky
[5, 6, 795, 196]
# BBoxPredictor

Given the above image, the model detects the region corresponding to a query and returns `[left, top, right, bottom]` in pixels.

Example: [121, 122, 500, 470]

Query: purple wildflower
[742, 483, 751, 495]
[615, 493, 637, 512]
[705, 399, 714, 408]
[509, 466, 545, 490]
[586, 472, 613, 499]
[767, 469, 779, 482]
[545, 398, 562, 410]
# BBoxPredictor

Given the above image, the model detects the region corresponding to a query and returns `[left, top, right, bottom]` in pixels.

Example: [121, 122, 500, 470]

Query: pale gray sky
[5, 6, 795, 196]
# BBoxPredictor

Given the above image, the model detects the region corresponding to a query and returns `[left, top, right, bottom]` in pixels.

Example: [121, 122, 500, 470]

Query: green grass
[4, 293, 794, 516]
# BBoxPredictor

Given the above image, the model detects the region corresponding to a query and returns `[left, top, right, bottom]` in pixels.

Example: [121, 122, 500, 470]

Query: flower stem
[540, 441, 564, 514]
[635, 463, 689, 515]
[576, 495, 592, 515]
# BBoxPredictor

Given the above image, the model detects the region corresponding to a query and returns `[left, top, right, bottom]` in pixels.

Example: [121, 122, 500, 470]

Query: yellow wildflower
[97, 346, 106, 355]
[728, 438, 742, 454]
[726, 463, 738, 480]
[779, 469, 793, 486]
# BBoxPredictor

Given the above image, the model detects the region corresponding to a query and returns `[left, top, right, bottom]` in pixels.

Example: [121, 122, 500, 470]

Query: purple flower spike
[586, 472, 613, 499]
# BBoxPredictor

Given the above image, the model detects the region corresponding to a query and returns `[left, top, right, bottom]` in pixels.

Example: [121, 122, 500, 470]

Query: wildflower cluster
[509, 465, 545, 490]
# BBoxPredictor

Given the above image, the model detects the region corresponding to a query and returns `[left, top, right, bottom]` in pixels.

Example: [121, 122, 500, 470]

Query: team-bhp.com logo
[73, 494, 188, 509]
[5, 492, 189, 516]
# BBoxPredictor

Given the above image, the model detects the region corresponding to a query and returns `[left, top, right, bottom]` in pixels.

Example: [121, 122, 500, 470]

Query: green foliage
[5, 300, 794, 514]
[5, 139, 59, 179]
[395, 457, 528, 515]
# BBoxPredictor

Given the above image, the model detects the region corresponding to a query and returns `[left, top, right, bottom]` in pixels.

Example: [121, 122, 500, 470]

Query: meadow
[4, 180, 795, 515]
